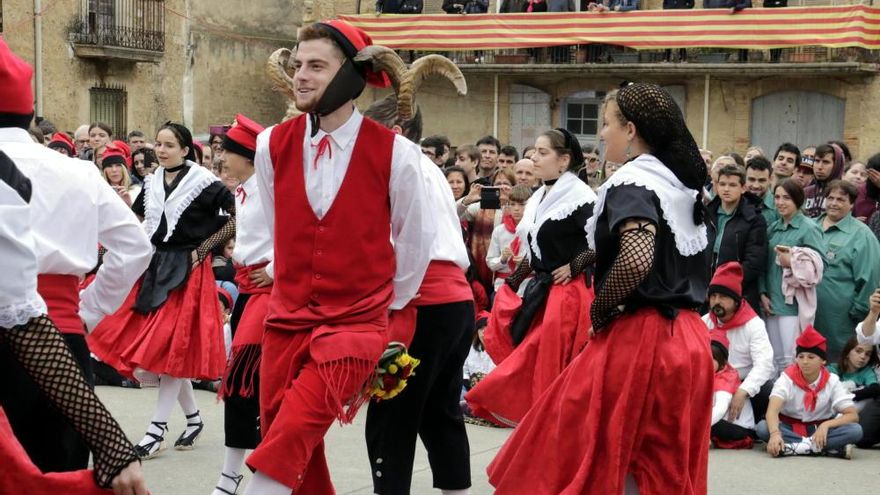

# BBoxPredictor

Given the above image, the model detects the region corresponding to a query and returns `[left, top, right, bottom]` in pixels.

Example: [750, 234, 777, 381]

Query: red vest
[266, 114, 396, 332]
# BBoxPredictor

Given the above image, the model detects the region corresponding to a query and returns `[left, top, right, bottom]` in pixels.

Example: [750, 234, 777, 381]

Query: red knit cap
[796, 325, 827, 360]
[708, 261, 743, 301]
[709, 329, 730, 361]
[222, 114, 265, 159]
[0, 37, 34, 115]
[47, 132, 75, 155]
[317, 20, 391, 88]
[111, 140, 131, 163]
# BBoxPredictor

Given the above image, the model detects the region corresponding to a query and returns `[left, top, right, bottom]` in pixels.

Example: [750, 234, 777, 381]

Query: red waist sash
[234, 262, 273, 295]
[415, 260, 473, 307]
[779, 413, 834, 437]
[36, 274, 83, 335]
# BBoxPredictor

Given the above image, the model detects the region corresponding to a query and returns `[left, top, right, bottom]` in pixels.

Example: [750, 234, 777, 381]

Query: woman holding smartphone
[760, 179, 826, 371]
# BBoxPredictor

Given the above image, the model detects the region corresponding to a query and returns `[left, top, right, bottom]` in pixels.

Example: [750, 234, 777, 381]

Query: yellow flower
[387, 364, 399, 374]
[397, 353, 412, 367]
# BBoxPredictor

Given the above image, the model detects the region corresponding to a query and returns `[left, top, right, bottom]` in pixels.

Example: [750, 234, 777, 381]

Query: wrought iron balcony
[69, 0, 165, 62]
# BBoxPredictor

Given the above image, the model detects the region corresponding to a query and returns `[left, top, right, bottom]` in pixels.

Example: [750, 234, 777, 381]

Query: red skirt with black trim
[487, 308, 713, 495]
[466, 275, 593, 426]
[88, 259, 226, 380]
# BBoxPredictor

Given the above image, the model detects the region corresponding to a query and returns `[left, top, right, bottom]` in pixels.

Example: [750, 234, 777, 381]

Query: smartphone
[480, 186, 502, 210]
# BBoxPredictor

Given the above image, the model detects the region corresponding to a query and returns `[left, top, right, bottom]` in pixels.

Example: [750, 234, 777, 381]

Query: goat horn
[267, 48, 297, 102]
[410, 55, 468, 96]
[353, 45, 407, 94]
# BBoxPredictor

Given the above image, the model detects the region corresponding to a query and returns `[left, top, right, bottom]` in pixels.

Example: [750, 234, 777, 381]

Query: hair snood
[555, 127, 585, 170]
[615, 83, 708, 225]
[159, 121, 198, 163]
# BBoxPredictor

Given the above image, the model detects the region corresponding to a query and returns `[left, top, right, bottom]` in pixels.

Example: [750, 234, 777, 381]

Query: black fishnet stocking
[590, 227, 656, 331]
[195, 211, 236, 263]
[0, 316, 138, 488]
[569, 248, 596, 276]
[505, 257, 533, 293]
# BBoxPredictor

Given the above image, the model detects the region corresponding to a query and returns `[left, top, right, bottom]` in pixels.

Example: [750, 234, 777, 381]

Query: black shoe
[214, 472, 244, 495]
[134, 421, 167, 460]
[824, 444, 854, 459]
[174, 411, 204, 450]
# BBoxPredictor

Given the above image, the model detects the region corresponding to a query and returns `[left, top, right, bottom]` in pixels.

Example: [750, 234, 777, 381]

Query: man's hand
[111, 461, 149, 495]
[249, 268, 273, 288]
[869, 289, 880, 315]
[812, 423, 830, 451]
[761, 294, 774, 316]
[726, 388, 750, 422]
[766, 432, 784, 457]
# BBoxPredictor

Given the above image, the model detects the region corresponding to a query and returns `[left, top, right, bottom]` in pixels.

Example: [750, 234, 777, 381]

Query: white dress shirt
[702, 313, 776, 397]
[855, 320, 880, 345]
[771, 371, 855, 422]
[0, 173, 46, 328]
[232, 174, 274, 278]
[0, 128, 153, 331]
[254, 109, 435, 310]
[421, 160, 469, 271]
[486, 223, 517, 286]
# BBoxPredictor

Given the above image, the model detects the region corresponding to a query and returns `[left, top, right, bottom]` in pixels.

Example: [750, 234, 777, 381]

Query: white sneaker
[780, 439, 813, 456]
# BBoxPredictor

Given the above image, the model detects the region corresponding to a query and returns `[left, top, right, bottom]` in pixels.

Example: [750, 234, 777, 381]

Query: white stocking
[212, 448, 248, 495]
[243, 471, 293, 495]
[177, 378, 202, 435]
[138, 375, 184, 447]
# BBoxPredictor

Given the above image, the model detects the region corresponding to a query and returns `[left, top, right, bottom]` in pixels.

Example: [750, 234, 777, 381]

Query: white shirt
[0, 128, 152, 331]
[711, 390, 755, 429]
[771, 371, 855, 422]
[487, 223, 517, 276]
[0, 168, 46, 328]
[421, 160, 469, 271]
[232, 175, 274, 278]
[255, 109, 435, 310]
[463, 347, 496, 379]
[855, 320, 880, 345]
[702, 314, 776, 397]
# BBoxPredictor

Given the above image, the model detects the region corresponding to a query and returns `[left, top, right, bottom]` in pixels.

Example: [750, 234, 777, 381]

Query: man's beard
[711, 304, 728, 319]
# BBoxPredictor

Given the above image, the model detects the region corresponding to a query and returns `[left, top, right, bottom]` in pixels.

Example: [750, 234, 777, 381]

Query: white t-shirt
[771, 371, 855, 423]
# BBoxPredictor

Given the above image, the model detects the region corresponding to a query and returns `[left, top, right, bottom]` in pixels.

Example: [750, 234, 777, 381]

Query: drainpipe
[702, 74, 710, 150]
[493, 74, 499, 138]
[34, 0, 44, 117]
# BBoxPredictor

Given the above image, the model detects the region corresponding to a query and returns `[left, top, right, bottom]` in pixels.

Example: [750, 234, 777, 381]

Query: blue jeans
[756, 419, 863, 451]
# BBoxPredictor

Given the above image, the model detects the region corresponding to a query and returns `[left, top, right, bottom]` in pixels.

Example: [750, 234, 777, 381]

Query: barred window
[89, 84, 127, 138]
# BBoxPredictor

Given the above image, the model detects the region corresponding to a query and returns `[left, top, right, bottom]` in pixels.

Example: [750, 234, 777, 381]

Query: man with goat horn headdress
[243, 19, 438, 495]
[361, 50, 475, 495]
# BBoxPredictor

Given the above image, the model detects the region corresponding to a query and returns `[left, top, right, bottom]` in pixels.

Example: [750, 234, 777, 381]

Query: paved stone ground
[96, 386, 880, 494]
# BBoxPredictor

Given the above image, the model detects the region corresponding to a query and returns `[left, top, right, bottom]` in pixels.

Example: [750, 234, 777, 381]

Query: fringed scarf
[517, 171, 595, 261]
[784, 363, 830, 413]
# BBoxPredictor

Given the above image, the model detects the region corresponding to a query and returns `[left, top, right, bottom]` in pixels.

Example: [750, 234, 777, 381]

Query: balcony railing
[69, 0, 165, 61]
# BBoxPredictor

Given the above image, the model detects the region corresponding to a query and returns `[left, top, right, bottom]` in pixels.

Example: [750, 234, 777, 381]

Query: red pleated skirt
[487, 308, 713, 495]
[88, 259, 226, 380]
[466, 276, 593, 426]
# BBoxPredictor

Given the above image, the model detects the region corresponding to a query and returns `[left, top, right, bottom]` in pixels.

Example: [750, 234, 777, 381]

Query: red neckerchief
[235, 185, 247, 205]
[502, 213, 521, 271]
[709, 300, 758, 331]
[714, 364, 740, 394]
[312, 135, 333, 170]
[783, 364, 830, 412]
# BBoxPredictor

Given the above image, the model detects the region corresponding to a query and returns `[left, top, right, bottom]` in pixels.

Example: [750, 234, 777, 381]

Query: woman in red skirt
[89, 122, 234, 460]
[487, 83, 714, 494]
[466, 128, 596, 426]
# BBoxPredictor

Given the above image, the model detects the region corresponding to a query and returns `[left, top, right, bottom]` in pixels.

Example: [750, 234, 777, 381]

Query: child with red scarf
[757, 326, 862, 458]
[485, 185, 532, 293]
[710, 332, 756, 448]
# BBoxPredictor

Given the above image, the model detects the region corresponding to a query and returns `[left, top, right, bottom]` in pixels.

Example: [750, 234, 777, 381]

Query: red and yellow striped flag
[340, 5, 880, 50]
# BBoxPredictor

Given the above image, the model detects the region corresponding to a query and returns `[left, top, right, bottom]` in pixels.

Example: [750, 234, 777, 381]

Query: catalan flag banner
[340, 5, 880, 50]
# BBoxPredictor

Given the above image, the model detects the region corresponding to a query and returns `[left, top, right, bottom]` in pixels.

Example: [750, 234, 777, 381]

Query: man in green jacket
[815, 180, 880, 358]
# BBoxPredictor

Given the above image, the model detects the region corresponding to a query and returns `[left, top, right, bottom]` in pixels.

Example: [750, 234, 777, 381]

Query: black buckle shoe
[174, 411, 204, 450]
[214, 472, 244, 495]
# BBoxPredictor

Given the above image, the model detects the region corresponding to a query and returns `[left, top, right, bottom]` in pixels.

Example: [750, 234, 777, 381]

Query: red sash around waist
[779, 414, 833, 437]
[415, 260, 473, 307]
[234, 262, 273, 295]
[36, 274, 83, 335]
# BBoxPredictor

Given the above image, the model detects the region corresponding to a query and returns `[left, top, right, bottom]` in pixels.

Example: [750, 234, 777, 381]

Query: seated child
[828, 337, 880, 413]
[756, 326, 863, 458]
[710, 332, 755, 448]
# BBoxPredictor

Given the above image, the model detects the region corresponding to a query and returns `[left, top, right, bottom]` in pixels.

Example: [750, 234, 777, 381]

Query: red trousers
[247, 325, 386, 494]
[0, 407, 110, 495]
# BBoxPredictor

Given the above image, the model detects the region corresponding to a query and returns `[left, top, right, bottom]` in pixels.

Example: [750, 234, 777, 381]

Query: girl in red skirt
[89, 123, 235, 460]
[488, 83, 714, 494]
[466, 128, 597, 427]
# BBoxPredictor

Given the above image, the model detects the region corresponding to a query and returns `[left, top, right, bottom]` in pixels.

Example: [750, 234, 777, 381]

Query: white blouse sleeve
[0, 182, 46, 328]
[855, 321, 880, 345]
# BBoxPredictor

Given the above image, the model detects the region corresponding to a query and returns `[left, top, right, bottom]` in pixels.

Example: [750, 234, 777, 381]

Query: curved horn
[410, 55, 468, 96]
[353, 45, 407, 95]
[267, 48, 297, 102]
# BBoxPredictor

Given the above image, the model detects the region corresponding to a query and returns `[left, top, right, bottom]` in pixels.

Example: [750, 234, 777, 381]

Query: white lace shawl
[516, 171, 596, 261]
[585, 154, 708, 257]
[142, 161, 218, 242]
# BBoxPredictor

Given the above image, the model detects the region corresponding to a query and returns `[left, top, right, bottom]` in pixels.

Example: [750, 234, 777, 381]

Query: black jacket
[706, 192, 768, 315]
